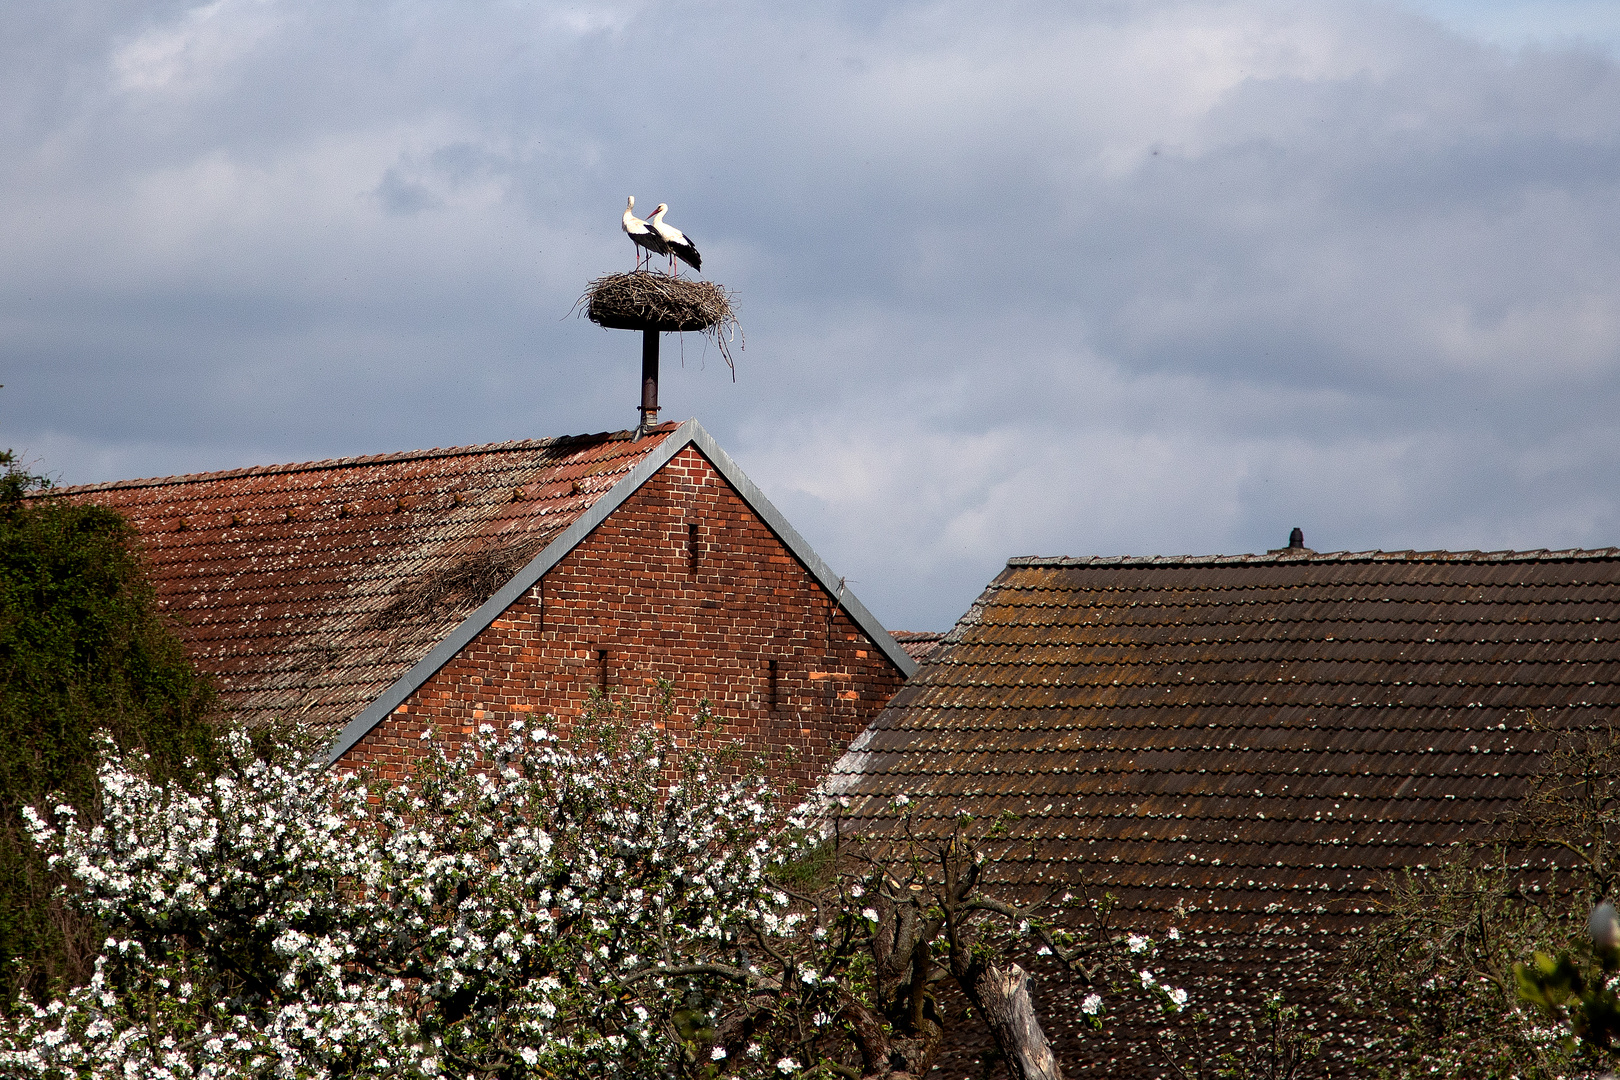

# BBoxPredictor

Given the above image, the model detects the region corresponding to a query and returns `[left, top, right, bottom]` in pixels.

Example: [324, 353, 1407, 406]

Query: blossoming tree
[0, 700, 1188, 1080]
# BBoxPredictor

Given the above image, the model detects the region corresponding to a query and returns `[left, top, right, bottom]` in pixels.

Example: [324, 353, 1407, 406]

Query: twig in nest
[372, 543, 539, 629]
[575, 270, 742, 376]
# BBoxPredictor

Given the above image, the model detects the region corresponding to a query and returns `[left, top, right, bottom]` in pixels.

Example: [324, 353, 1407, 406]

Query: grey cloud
[5, 0, 1620, 629]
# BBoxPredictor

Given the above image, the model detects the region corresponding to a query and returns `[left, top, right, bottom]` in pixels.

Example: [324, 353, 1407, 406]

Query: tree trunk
[955, 960, 1062, 1080]
[839, 998, 891, 1076]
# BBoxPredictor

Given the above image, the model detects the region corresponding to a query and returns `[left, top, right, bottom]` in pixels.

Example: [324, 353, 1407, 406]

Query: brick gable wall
[339, 446, 904, 791]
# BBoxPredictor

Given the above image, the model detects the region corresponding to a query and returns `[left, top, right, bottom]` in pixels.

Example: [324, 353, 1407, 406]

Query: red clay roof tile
[890, 630, 946, 662]
[44, 425, 681, 739]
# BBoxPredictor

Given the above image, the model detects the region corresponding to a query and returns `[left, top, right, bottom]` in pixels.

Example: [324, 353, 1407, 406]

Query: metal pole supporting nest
[638, 328, 659, 437]
[575, 269, 741, 437]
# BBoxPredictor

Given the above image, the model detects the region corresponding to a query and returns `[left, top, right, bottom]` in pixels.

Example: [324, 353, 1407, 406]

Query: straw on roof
[580, 270, 741, 371]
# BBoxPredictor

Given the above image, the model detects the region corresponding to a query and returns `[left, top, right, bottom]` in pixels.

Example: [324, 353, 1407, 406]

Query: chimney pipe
[637, 328, 660, 436]
[1288, 527, 1304, 549]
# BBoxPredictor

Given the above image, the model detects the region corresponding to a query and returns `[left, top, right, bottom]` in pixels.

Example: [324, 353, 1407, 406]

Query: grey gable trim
[323, 424, 688, 764]
[327, 419, 914, 765]
[681, 421, 917, 680]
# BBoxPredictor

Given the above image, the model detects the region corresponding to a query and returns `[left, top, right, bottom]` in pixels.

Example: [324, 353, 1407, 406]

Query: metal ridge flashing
[326, 418, 914, 765]
[1008, 548, 1620, 568]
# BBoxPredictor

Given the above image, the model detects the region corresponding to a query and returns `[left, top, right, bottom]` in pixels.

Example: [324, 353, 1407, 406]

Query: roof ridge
[897, 697, 1612, 709]
[1010, 549, 1620, 566]
[33, 424, 679, 495]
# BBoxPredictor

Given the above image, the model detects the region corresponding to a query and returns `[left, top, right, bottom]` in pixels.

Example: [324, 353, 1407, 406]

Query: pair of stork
[622, 197, 701, 276]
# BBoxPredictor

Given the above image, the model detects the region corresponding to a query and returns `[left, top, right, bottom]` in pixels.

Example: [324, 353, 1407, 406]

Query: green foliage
[771, 840, 837, 891]
[1347, 850, 1576, 1077]
[0, 450, 217, 1007]
[1514, 902, 1620, 1061]
[1346, 715, 1620, 1078]
[1158, 992, 1322, 1080]
[1514, 947, 1620, 1051]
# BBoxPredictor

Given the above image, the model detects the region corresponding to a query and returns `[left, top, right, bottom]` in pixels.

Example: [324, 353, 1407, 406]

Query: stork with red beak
[647, 204, 701, 276]
[621, 196, 668, 270]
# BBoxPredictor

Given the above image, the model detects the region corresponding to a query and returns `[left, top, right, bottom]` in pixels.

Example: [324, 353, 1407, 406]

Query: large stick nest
[579, 271, 741, 370]
[370, 543, 539, 630]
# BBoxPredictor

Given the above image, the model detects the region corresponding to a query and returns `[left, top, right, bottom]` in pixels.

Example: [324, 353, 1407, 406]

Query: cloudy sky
[6, 0, 1620, 629]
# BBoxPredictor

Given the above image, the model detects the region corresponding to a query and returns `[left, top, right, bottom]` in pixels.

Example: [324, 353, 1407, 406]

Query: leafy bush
[0, 450, 216, 1005]
[1346, 716, 1620, 1077]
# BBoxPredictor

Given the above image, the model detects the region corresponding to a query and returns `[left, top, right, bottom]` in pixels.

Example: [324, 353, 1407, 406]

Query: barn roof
[826, 547, 1620, 1072]
[830, 547, 1620, 928]
[889, 631, 946, 663]
[47, 419, 914, 757]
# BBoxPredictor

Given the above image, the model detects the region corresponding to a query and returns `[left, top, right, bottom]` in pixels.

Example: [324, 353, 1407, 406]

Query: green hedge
[0, 452, 217, 1007]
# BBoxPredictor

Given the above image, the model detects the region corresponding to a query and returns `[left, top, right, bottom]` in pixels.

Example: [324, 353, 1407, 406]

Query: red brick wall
[340, 446, 905, 792]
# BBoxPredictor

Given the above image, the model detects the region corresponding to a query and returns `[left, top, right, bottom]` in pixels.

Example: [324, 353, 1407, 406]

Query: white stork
[647, 204, 701, 276]
[622, 196, 668, 271]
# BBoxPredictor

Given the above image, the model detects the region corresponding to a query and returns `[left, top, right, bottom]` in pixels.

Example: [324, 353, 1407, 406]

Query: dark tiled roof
[44, 426, 681, 739]
[828, 548, 1620, 1074]
[889, 631, 946, 663]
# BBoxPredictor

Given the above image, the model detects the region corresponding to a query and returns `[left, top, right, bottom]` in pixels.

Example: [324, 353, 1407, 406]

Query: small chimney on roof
[1268, 527, 1313, 557]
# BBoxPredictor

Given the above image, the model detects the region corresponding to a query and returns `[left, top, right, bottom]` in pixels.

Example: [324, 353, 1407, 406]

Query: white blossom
[0, 709, 1178, 1080]
[0, 717, 814, 1080]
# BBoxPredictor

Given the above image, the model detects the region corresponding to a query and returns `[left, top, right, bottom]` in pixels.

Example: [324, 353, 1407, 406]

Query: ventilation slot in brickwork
[768, 659, 779, 712]
[597, 649, 609, 693]
[688, 521, 701, 574]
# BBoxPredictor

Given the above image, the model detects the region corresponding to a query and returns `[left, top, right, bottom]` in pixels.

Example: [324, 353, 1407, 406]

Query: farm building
[53, 419, 915, 786]
[827, 546, 1620, 1076]
[54, 420, 1620, 1076]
